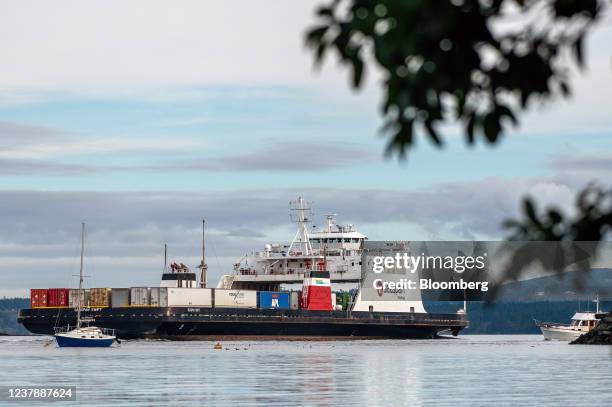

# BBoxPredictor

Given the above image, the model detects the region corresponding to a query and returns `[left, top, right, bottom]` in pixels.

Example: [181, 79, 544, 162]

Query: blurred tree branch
[306, 1, 611, 288]
[505, 184, 612, 241]
[306, 0, 604, 158]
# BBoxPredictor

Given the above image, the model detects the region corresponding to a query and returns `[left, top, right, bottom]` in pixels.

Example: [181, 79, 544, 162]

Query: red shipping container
[48, 288, 69, 307]
[30, 289, 48, 308]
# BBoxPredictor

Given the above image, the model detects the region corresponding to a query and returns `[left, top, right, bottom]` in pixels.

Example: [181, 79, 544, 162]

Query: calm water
[0, 335, 610, 406]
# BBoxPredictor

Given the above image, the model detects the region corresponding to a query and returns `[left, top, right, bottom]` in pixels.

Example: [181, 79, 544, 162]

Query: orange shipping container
[89, 288, 111, 307]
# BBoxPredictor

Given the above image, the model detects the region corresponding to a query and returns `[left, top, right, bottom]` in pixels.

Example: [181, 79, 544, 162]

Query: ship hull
[18, 307, 468, 340]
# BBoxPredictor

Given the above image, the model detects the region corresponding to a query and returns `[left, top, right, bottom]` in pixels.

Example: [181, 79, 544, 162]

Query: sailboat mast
[76, 222, 85, 329]
[199, 219, 208, 288]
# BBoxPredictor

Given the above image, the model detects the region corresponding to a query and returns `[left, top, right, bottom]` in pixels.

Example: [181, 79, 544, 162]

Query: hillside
[0, 298, 30, 335]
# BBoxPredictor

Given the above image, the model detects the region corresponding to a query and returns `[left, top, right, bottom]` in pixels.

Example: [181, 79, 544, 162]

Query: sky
[1, 0, 611, 296]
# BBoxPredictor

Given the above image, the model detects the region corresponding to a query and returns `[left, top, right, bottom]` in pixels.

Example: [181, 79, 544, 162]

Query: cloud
[0, 172, 584, 293]
[0, 158, 101, 176]
[0, 137, 373, 175]
[148, 141, 377, 172]
[549, 154, 612, 173]
[0, 179, 579, 252]
[0, 121, 64, 149]
[0, 0, 327, 95]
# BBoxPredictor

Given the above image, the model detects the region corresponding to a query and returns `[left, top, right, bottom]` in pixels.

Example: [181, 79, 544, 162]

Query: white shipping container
[68, 289, 90, 308]
[150, 287, 168, 307]
[290, 291, 299, 310]
[331, 293, 337, 306]
[167, 288, 212, 307]
[214, 289, 257, 308]
[130, 287, 149, 306]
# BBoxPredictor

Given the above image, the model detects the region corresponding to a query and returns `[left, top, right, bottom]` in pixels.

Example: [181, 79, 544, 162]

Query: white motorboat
[535, 297, 606, 341]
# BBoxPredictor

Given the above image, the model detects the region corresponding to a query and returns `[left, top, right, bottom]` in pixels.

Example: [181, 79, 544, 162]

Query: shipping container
[331, 293, 336, 307]
[89, 288, 111, 307]
[68, 289, 90, 308]
[130, 287, 149, 306]
[149, 287, 168, 307]
[111, 288, 130, 307]
[290, 291, 299, 310]
[214, 289, 257, 308]
[167, 288, 212, 307]
[257, 291, 291, 309]
[48, 288, 69, 307]
[30, 289, 48, 308]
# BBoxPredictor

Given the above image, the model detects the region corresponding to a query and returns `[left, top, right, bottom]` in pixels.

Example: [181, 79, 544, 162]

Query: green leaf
[547, 209, 563, 224]
[574, 35, 584, 69]
[352, 57, 364, 88]
[466, 112, 476, 144]
[483, 112, 502, 142]
[424, 119, 442, 145]
[305, 26, 328, 46]
[496, 104, 518, 126]
[523, 199, 541, 226]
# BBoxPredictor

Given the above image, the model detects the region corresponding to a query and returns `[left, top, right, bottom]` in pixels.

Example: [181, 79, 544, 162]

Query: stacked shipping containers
[30, 287, 322, 310]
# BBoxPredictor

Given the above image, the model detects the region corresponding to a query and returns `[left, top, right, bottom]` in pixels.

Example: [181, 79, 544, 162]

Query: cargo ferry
[18, 198, 468, 339]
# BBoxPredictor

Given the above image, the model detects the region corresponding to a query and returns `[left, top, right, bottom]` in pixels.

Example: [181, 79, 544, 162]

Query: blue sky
[1, 0, 611, 295]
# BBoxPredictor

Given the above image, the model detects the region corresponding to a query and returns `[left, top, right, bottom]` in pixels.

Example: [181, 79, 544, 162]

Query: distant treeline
[425, 300, 611, 334]
[0, 298, 30, 335]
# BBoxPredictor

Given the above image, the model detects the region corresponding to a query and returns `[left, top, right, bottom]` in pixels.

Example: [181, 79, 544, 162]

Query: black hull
[18, 307, 468, 340]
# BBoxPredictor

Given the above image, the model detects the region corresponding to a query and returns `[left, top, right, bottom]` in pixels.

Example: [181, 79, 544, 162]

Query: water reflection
[0, 336, 610, 406]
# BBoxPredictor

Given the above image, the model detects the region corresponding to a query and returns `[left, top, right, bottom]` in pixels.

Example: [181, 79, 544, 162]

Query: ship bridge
[223, 201, 366, 290]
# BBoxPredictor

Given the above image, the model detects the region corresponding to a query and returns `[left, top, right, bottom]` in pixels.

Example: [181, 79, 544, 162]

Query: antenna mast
[288, 197, 314, 256]
[199, 219, 208, 288]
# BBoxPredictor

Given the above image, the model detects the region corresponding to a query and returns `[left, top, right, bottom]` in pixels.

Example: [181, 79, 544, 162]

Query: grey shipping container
[68, 289, 90, 308]
[130, 287, 149, 306]
[149, 287, 168, 307]
[111, 288, 130, 307]
[290, 291, 299, 310]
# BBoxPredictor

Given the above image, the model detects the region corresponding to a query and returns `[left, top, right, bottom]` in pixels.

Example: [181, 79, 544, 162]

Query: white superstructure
[225, 198, 365, 289]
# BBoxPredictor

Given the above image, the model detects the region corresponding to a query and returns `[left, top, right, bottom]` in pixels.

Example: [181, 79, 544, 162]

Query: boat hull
[539, 326, 584, 341]
[19, 307, 468, 340]
[55, 334, 114, 347]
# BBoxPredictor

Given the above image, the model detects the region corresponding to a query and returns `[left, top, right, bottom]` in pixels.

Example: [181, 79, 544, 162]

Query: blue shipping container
[257, 291, 291, 309]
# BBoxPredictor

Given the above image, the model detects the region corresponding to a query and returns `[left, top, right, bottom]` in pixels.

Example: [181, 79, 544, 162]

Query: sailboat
[54, 223, 116, 347]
